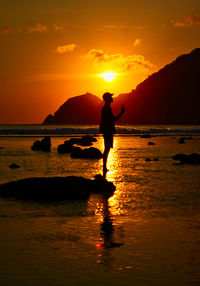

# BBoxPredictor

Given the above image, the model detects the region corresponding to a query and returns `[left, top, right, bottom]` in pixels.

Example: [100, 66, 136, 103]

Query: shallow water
[0, 132, 200, 285]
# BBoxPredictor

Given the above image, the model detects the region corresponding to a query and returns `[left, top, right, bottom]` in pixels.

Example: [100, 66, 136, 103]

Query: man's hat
[102, 92, 114, 101]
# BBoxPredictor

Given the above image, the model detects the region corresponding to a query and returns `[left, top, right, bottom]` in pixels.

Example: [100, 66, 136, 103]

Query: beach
[0, 125, 200, 285]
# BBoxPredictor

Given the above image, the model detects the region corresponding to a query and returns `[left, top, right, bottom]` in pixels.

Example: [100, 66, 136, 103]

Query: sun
[99, 72, 118, 82]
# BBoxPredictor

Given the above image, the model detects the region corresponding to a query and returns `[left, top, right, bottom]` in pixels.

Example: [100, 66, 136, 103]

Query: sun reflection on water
[105, 137, 127, 217]
[94, 136, 130, 218]
[94, 135, 146, 221]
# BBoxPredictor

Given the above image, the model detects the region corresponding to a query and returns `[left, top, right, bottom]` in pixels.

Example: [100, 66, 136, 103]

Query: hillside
[43, 92, 103, 124]
[44, 49, 200, 125]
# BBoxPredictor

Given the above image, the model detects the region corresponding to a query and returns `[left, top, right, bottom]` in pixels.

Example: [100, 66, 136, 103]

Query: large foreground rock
[0, 176, 115, 202]
[172, 153, 200, 164]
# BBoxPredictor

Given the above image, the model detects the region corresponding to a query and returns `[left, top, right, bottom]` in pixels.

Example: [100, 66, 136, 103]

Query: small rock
[179, 137, 185, 144]
[153, 158, 159, 161]
[145, 157, 151, 162]
[9, 163, 20, 169]
[148, 141, 155, 145]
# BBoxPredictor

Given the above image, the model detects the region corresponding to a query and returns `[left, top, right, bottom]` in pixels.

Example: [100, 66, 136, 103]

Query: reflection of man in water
[96, 197, 124, 268]
[100, 92, 125, 178]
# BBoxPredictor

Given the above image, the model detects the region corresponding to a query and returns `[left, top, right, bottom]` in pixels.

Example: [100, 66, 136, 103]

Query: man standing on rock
[100, 92, 125, 178]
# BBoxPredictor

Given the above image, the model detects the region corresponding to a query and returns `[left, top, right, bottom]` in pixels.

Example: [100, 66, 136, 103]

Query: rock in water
[78, 135, 97, 146]
[57, 141, 74, 153]
[0, 176, 115, 202]
[9, 163, 20, 169]
[172, 153, 200, 164]
[68, 135, 97, 146]
[179, 137, 185, 144]
[31, 136, 51, 152]
[71, 147, 103, 159]
[57, 136, 98, 153]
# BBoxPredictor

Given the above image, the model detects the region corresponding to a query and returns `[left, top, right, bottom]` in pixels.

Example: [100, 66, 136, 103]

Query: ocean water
[0, 125, 200, 286]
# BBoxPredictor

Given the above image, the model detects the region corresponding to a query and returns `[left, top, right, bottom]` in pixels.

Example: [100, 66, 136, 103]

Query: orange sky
[1, 0, 200, 123]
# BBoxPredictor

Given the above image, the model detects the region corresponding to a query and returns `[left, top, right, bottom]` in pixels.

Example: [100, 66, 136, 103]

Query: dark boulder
[0, 176, 115, 202]
[153, 158, 159, 161]
[172, 153, 200, 164]
[78, 135, 97, 146]
[145, 157, 151, 162]
[68, 138, 81, 145]
[179, 137, 185, 144]
[70, 146, 82, 157]
[68, 135, 97, 147]
[148, 141, 155, 145]
[9, 163, 20, 169]
[71, 147, 103, 159]
[57, 141, 74, 153]
[57, 135, 98, 154]
[31, 136, 51, 152]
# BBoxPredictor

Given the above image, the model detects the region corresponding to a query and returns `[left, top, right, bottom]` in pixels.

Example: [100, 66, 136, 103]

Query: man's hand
[114, 104, 125, 122]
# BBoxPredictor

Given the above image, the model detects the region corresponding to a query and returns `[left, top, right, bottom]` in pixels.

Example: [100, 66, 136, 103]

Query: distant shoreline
[0, 124, 200, 137]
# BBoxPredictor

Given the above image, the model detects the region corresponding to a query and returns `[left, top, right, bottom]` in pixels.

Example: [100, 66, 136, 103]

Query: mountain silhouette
[43, 92, 103, 124]
[43, 48, 200, 125]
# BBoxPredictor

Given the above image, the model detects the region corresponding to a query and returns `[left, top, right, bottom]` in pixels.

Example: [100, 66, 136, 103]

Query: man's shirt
[100, 104, 116, 135]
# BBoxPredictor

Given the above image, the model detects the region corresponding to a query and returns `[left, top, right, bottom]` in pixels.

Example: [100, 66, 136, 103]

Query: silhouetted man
[100, 92, 125, 178]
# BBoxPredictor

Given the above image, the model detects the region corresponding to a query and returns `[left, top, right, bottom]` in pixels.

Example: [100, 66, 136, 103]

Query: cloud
[29, 24, 48, 33]
[103, 25, 144, 31]
[56, 44, 77, 54]
[133, 38, 141, 47]
[172, 14, 200, 27]
[53, 24, 64, 31]
[0, 26, 14, 34]
[82, 49, 155, 73]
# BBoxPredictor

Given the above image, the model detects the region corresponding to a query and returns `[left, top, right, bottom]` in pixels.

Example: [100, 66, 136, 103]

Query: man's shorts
[103, 134, 114, 148]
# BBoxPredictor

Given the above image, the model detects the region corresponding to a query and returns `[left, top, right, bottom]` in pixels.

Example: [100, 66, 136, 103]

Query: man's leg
[103, 145, 110, 178]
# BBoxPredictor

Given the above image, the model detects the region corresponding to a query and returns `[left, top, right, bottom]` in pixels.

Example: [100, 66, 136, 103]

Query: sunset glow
[99, 72, 118, 82]
[0, 0, 200, 123]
